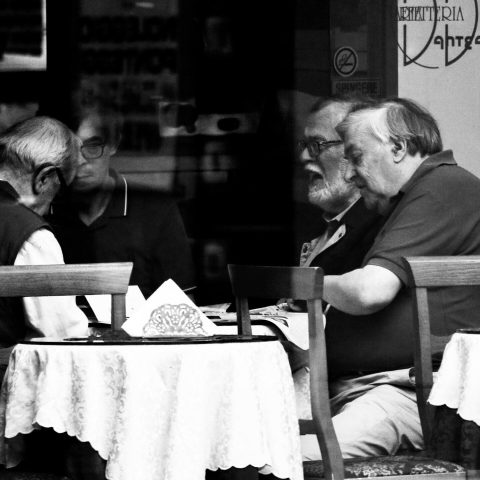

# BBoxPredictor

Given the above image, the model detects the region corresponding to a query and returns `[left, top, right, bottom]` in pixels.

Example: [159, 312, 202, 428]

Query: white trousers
[296, 369, 424, 460]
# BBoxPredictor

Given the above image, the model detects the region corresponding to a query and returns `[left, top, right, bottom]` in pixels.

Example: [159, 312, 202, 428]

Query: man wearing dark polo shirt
[306, 98, 480, 460]
[50, 96, 195, 299]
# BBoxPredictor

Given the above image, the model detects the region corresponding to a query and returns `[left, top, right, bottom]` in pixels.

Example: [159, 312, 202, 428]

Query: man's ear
[391, 140, 407, 163]
[111, 134, 122, 156]
[32, 164, 55, 195]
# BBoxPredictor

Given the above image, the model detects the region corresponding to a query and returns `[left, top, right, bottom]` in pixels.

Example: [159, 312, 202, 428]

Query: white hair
[0, 116, 80, 174]
[337, 107, 390, 145]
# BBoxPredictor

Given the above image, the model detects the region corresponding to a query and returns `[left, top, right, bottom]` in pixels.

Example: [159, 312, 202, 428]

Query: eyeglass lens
[81, 144, 105, 159]
[298, 140, 342, 157]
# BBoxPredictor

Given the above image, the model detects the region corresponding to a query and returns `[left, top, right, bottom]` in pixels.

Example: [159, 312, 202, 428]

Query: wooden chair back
[0, 262, 133, 330]
[403, 255, 480, 448]
[227, 264, 344, 480]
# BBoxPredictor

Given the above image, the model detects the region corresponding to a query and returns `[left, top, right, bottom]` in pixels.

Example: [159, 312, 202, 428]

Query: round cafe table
[0, 336, 303, 480]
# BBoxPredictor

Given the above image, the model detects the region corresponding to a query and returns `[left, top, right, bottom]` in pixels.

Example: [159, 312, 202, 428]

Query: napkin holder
[122, 279, 218, 337]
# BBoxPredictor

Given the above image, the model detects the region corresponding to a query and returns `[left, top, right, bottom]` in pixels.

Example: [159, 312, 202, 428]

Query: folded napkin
[122, 279, 218, 337]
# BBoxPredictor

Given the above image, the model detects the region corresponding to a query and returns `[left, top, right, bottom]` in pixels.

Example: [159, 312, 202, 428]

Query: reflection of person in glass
[49, 99, 196, 298]
[0, 100, 39, 133]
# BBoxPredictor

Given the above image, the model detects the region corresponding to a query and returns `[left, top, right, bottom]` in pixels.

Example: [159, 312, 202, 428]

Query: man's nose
[77, 152, 88, 167]
[343, 161, 356, 183]
[299, 147, 311, 163]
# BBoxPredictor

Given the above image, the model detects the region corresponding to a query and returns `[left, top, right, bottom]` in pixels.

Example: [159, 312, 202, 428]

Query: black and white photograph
[0, 1, 478, 479]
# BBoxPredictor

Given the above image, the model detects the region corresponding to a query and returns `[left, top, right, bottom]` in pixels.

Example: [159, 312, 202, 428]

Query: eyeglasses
[297, 139, 343, 157]
[80, 143, 105, 160]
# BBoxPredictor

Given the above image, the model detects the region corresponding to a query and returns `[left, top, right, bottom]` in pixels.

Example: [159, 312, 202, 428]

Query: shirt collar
[105, 169, 128, 218]
[325, 197, 379, 230]
[323, 197, 359, 224]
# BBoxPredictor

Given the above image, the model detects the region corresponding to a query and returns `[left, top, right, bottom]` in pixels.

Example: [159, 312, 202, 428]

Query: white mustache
[303, 163, 323, 176]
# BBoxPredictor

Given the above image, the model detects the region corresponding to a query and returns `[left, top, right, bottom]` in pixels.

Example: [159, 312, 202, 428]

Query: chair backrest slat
[228, 264, 344, 480]
[228, 264, 323, 300]
[404, 256, 480, 286]
[0, 263, 132, 297]
[0, 262, 133, 329]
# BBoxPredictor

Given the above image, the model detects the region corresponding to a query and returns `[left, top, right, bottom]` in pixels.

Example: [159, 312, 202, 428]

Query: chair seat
[303, 455, 465, 478]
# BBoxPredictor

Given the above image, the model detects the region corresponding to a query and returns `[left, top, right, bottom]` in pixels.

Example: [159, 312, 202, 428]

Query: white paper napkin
[122, 279, 218, 337]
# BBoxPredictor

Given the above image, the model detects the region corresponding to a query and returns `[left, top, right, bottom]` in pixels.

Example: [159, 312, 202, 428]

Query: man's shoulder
[413, 155, 480, 192]
[407, 161, 480, 211]
[0, 198, 47, 228]
[0, 200, 50, 264]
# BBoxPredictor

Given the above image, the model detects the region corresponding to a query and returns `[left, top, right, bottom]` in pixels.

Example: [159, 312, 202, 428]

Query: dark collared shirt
[326, 150, 480, 378]
[50, 170, 195, 298]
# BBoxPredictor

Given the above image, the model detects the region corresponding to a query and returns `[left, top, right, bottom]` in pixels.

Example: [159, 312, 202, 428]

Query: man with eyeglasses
[0, 116, 88, 376]
[295, 96, 382, 278]
[283, 96, 382, 317]
[49, 97, 195, 300]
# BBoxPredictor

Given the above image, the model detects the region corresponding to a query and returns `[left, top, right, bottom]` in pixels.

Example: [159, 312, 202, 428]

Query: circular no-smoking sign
[334, 46, 358, 77]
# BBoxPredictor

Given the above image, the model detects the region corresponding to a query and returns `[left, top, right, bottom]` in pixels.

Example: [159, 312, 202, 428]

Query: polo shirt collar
[323, 198, 357, 224]
[106, 169, 128, 218]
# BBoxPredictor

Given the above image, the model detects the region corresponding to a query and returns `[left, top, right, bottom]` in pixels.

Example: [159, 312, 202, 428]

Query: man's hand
[277, 298, 306, 312]
[323, 264, 402, 315]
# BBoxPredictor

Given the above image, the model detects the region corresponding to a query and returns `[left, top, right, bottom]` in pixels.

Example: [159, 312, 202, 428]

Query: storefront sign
[399, 0, 479, 68]
[398, 0, 480, 179]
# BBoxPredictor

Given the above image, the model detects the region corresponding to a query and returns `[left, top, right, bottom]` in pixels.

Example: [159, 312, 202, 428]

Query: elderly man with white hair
[302, 98, 480, 460]
[0, 116, 88, 375]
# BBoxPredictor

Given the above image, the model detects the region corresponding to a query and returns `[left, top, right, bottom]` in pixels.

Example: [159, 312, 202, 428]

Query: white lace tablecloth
[429, 332, 480, 426]
[0, 340, 303, 480]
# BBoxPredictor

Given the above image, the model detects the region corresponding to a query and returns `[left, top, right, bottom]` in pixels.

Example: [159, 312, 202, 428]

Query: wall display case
[0, 0, 46, 71]
[0, 0, 47, 105]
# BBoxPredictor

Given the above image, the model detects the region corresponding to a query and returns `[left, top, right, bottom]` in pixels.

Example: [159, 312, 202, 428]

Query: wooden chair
[228, 264, 466, 480]
[0, 262, 132, 480]
[403, 256, 480, 453]
[0, 262, 133, 331]
[228, 264, 343, 480]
